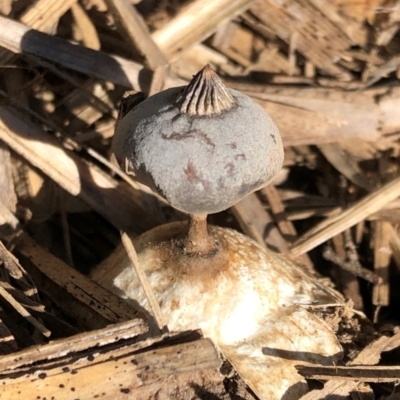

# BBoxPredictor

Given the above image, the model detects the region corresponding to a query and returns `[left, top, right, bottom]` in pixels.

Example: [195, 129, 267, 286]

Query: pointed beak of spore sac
[177, 64, 235, 116]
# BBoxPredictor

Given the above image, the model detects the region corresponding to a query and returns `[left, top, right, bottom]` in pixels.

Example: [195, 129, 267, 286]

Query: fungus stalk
[186, 214, 215, 255]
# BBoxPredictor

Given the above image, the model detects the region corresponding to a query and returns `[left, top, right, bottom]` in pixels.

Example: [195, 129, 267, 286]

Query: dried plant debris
[0, 0, 399, 399]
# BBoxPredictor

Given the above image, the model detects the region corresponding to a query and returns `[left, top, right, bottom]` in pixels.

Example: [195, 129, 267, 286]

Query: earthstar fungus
[113, 65, 284, 254]
[93, 66, 343, 400]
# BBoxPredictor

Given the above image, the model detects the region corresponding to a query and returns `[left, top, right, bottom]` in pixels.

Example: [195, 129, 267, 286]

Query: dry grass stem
[297, 364, 400, 382]
[323, 246, 380, 285]
[232, 193, 289, 253]
[121, 231, 168, 333]
[70, 3, 100, 50]
[0, 0, 79, 66]
[0, 16, 146, 90]
[0, 107, 160, 233]
[372, 221, 391, 306]
[260, 185, 313, 271]
[0, 285, 51, 338]
[291, 176, 400, 256]
[300, 332, 400, 399]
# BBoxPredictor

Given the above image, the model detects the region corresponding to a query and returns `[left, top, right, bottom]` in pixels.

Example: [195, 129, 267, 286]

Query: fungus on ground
[92, 65, 343, 400]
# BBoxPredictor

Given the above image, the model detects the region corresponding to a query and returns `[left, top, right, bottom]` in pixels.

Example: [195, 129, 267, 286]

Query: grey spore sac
[113, 66, 283, 215]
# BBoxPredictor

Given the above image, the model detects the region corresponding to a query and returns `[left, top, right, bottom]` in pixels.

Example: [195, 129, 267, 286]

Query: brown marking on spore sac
[225, 163, 234, 176]
[161, 130, 215, 148]
[234, 153, 246, 161]
[38, 373, 47, 379]
[184, 162, 200, 183]
[120, 388, 131, 394]
[229, 142, 237, 149]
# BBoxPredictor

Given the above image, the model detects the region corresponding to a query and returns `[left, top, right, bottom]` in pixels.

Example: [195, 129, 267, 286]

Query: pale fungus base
[92, 223, 343, 400]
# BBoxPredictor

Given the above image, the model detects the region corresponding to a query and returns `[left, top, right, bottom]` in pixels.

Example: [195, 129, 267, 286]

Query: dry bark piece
[113, 65, 283, 215]
[0, 326, 221, 399]
[17, 234, 145, 330]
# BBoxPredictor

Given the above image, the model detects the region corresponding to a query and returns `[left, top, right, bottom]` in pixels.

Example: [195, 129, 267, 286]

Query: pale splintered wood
[0, 318, 148, 372]
[0, 0, 78, 65]
[291, 176, 400, 256]
[152, 0, 256, 61]
[331, 233, 363, 311]
[104, 0, 168, 69]
[147, 65, 169, 96]
[1, 69, 26, 214]
[372, 221, 391, 306]
[0, 200, 20, 240]
[307, 0, 367, 45]
[0, 234, 39, 302]
[2, 17, 399, 148]
[250, 0, 352, 79]
[0, 144, 16, 212]
[0, 107, 160, 233]
[70, 3, 100, 50]
[20, 0, 77, 32]
[259, 185, 313, 270]
[236, 84, 381, 145]
[232, 193, 289, 253]
[61, 78, 114, 133]
[318, 143, 374, 192]
[0, 0, 12, 15]
[388, 224, 400, 271]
